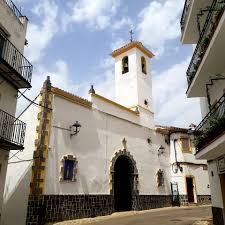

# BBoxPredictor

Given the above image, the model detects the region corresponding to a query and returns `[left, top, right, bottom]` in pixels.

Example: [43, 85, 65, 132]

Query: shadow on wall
[1, 163, 32, 225]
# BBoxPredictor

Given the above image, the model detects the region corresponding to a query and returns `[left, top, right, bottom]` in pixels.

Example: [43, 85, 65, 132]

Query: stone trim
[110, 148, 139, 195]
[30, 76, 53, 196]
[60, 155, 78, 182]
[26, 194, 175, 225]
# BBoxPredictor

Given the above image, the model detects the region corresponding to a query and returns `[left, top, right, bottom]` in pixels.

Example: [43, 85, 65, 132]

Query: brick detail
[197, 195, 211, 205]
[179, 195, 211, 206]
[136, 195, 171, 210]
[26, 194, 178, 225]
[26, 195, 113, 225]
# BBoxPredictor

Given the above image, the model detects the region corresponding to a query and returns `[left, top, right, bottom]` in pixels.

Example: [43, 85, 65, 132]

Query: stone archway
[110, 149, 139, 211]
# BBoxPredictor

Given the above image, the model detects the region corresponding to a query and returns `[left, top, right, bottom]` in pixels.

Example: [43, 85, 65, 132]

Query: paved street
[53, 206, 212, 225]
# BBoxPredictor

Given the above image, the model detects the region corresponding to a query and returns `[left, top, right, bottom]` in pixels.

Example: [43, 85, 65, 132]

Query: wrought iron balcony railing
[0, 33, 33, 88]
[180, 0, 192, 32]
[194, 92, 225, 152]
[0, 109, 26, 150]
[3, 0, 23, 20]
[186, 0, 225, 87]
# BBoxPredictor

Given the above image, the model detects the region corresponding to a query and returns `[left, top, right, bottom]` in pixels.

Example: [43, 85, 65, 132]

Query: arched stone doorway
[110, 149, 139, 212]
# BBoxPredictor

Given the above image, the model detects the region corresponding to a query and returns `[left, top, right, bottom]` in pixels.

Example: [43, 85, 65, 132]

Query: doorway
[114, 155, 134, 212]
[186, 177, 195, 203]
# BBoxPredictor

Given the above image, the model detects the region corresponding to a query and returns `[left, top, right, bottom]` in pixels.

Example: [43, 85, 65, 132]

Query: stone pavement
[50, 205, 212, 225]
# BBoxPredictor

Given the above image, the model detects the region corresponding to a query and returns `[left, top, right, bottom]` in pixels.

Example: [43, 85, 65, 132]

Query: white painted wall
[0, 150, 8, 222]
[114, 48, 153, 113]
[170, 133, 210, 197]
[208, 160, 224, 208]
[0, 0, 27, 52]
[44, 94, 171, 195]
[0, 78, 17, 116]
[1, 101, 40, 225]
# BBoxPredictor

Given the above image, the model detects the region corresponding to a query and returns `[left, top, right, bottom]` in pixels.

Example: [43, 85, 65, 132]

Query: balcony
[181, 0, 213, 44]
[186, 0, 225, 97]
[0, 109, 26, 150]
[194, 93, 225, 159]
[3, 0, 23, 20]
[0, 33, 33, 89]
[180, 0, 192, 33]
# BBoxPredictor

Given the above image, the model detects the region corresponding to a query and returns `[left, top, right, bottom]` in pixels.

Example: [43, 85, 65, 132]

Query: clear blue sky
[15, 0, 201, 127]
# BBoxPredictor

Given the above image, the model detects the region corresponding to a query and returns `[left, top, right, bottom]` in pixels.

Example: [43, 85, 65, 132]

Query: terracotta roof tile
[111, 41, 154, 58]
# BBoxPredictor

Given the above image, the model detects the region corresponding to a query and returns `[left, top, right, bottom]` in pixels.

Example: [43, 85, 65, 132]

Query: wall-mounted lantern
[70, 121, 82, 136]
[158, 145, 165, 156]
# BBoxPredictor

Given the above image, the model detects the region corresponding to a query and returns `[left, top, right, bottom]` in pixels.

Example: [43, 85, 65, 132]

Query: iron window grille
[0, 109, 26, 149]
[0, 33, 33, 86]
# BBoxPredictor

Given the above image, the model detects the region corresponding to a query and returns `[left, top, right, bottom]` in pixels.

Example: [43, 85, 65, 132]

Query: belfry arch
[110, 149, 139, 211]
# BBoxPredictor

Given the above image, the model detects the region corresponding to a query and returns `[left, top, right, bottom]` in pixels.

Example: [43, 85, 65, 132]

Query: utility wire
[17, 88, 30, 99]
[17, 90, 52, 111]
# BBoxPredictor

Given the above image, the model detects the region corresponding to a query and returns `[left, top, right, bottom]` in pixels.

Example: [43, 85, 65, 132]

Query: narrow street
[52, 206, 212, 225]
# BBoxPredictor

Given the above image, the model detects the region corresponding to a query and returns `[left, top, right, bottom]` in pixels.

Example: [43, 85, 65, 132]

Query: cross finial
[129, 30, 134, 42]
[122, 138, 127, 150]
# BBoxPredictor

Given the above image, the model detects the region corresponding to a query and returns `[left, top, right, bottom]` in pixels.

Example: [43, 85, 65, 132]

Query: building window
[144, 99, 148, 106]
[180, 137, 191, 153]
[156, 169, 164, 187]
[64, 160, 75, 180]
[141, 56, 147, 74]
[60, 155, 78, 182]
[122, 56, 129, 74]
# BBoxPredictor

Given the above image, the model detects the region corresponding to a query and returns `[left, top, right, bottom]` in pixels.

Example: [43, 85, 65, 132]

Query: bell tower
[111, 41, 155, 128]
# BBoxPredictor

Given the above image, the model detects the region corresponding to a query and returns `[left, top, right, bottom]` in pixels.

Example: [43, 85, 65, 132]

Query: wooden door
[186, 177, 194, 203]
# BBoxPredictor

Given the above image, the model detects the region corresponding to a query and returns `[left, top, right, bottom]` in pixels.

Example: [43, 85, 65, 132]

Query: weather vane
[130, 30, 134, 42]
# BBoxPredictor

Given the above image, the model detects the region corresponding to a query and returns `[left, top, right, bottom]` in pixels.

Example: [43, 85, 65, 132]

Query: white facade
[169, 133, 210, 200]
[2, 42, 211, 225]
[0, 0, 31, 223]
[180, 1, 225, 224]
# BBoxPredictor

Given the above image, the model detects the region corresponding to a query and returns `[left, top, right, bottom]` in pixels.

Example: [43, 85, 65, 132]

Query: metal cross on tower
[130, 30, 134, 42]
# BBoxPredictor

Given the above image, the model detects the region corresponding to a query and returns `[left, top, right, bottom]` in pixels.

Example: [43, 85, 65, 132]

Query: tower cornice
[111, 41, 154, 58]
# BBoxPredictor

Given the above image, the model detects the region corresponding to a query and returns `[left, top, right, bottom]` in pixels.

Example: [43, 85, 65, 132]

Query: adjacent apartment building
[180, 1, 225, 225]
[0, 0, 33, 221]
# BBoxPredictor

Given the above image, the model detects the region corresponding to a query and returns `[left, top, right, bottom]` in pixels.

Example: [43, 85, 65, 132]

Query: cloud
[153, 57, 202, 127]
[69, 0, 120, 30]
[25, 0, 59, 63]
[137, 0, 183, 56]
[112, 17, 133, 30]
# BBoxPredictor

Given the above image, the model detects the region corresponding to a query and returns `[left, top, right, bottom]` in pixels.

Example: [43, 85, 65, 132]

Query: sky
[15, 0, 202, 127]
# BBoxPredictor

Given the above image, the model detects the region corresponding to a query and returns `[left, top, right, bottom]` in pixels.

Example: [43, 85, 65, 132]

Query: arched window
[141, 56, 147, 74]
[122, 56, 129, 74]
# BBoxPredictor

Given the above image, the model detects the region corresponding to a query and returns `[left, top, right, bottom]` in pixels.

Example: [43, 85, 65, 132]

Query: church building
[2, 41, 211, 225]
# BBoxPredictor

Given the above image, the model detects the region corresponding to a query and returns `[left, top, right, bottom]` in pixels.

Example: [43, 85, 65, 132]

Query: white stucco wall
[1, 101, 40, 225]
[0, 0, 27, 52]
[0, 150, 8, 222]
[170, 133, 210, 197]
[0, 78, 17, 116]
[44, 94, 171, 196]
[208, 160, 224, 208]
[114, 48, 153, 113]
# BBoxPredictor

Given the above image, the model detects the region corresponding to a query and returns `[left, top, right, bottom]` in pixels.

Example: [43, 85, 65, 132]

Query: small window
[122, 56, 129, 74]
[60, 155, 78, 182]
[141, 56, 147, 74]
[64, 160, 75, 180]
[180, 138, 191, 153]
